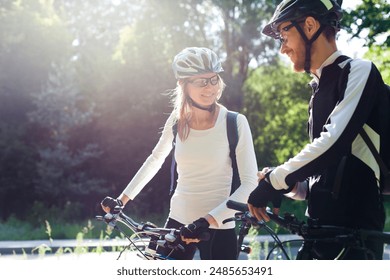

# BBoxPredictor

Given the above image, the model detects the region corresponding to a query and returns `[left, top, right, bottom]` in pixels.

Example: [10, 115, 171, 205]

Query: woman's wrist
[117, 193, 131, 206]
[204, 214, 218, 227]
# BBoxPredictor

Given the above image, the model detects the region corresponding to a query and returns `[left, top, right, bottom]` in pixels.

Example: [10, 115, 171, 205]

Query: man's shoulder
[327, 56, 372, 75]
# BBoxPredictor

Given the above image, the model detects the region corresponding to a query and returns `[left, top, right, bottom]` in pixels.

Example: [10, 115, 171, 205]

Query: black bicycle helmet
[263, 0, 343, 39]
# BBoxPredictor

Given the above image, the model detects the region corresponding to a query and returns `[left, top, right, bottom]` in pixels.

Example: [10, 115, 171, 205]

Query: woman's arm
[120, 112, 176, 200]
[209, 113, 259, 226]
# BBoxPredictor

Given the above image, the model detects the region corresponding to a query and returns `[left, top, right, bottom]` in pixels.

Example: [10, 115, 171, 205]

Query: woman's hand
[100, 194, 130, 213]
[180, 214, 216, 244]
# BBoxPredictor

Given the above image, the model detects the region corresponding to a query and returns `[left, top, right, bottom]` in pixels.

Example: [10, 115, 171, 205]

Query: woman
[101, 47, 258, 260]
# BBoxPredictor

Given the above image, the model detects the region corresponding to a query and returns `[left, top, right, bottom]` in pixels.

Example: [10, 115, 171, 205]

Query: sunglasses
[186, 74, 219, 88]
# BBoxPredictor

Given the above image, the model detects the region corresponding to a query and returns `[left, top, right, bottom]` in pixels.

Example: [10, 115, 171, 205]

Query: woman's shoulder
[227, 109, 248, 123]
[218, 105, 248, 122]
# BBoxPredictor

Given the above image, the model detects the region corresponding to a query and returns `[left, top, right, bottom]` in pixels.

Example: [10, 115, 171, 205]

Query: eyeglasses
[186, 74, 219, 88]
[281, 22, 296, 33]
[277, 20, 305, 45]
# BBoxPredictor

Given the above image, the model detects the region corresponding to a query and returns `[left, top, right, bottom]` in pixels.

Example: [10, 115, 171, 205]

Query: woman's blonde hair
[170, 75, 226, 141]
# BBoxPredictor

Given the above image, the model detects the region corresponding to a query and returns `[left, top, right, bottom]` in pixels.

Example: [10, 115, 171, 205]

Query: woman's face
[185, 73, 220, 107]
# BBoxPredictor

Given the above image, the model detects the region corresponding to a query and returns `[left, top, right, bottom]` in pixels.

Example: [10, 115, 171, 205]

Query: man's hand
[180, 218, 210, 244]
[247, 179, 283, 222]
[257, 167, 273, 182]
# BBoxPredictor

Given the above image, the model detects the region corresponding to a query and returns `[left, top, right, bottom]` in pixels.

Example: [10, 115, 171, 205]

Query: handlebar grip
[226, 200, 248, 212]
[226, 200, 286, 226]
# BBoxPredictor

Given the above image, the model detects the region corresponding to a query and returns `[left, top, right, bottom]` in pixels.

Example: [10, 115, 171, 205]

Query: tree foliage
[0, 0, 71, 219]
[28, 61, 104, 206]
[243, 61, 311, 166]
[342, 0, 390, 47]
[364, 46, 390, 84]
[212, 0, 279, 111]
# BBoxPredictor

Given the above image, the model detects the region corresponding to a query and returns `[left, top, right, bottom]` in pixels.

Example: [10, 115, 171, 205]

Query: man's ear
[304, 16, 320, 39]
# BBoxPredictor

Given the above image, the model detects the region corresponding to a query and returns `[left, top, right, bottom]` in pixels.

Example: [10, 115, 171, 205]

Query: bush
[0, 215, 47, 240]
[25, 201, 84, 226]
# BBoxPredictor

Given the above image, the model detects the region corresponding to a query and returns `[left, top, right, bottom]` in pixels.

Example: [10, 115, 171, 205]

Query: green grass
[0, 216, 104, 240]
[0, 210, 168, 241]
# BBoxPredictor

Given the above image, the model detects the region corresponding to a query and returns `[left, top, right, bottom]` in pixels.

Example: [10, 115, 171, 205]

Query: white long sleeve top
[122, 106, 258, 229]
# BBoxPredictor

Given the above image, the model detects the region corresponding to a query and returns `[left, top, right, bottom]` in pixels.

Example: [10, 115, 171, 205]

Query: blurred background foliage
[0, 0, 389, 238]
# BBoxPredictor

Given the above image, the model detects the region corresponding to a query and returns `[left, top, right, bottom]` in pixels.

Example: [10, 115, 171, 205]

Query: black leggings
[156, 217, 238, 260]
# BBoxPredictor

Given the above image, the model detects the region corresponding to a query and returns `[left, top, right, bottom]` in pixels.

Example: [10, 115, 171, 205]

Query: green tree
[211, 0, 279, 111]
[0, 105, 37, 220]
[0, 0, 73, 219]
[28, 61, 105, 209]
[244, 60, 311, 166]
[342, 0, 390, 47]
[364, 46, 390, 84]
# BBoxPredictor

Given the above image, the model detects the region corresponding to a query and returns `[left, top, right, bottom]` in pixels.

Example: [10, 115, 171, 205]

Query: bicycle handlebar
[226, 200, 288, 229]
[96, 209, 210, 253]
[227, 200, 364, 237]
[226, 200, 390, 244]
[96, 211, 186, 254]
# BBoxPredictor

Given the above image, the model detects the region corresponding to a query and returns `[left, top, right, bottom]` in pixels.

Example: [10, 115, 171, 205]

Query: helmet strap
[188, 97, 216, 113]
[294, 21, 325, 74]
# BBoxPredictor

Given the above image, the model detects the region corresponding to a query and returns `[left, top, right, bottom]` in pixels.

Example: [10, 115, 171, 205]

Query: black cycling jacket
[270, 52, 387, 229]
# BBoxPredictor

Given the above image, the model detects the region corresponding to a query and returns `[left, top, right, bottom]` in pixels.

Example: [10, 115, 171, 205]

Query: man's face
[278, 21, 306, 73]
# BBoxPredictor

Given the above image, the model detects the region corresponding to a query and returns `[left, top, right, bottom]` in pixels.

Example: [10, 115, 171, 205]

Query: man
[248, 0, 388, 259]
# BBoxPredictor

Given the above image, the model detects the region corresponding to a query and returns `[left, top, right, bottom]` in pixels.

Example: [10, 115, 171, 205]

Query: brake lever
[242, 212, 266, 229]
[165, 230, 177, 243]
[101, 212, 120, 228]
[158, 232, 186, 253]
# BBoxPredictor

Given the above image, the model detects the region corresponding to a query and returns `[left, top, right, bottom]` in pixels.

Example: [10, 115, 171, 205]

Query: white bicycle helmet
[172, 47, 223, 79]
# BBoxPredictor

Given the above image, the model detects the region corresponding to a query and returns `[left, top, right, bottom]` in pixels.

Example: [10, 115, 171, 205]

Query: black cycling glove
[101, 196, 123, 214]
[248, 178, 284, 208]
[180, 218, 210, 241]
